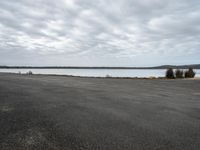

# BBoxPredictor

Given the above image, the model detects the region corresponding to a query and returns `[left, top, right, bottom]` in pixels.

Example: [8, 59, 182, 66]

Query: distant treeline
[0, 64, 200, 69]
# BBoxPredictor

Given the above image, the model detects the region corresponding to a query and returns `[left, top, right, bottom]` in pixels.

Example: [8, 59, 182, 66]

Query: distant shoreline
[0, 64, 200, 69]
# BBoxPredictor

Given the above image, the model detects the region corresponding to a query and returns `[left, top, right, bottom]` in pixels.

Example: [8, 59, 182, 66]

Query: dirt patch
[0, 105, 13, 112]
[1, 127, 60, 150]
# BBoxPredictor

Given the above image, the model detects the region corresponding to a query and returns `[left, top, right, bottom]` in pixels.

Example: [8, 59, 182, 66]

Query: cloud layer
[0, 0, 199, 66]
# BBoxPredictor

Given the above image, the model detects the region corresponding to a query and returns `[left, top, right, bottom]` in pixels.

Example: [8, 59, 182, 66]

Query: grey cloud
[0, 0, 199, 66]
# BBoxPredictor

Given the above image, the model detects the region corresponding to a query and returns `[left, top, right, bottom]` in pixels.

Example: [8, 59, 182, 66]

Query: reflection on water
[0, 69, 200, 78]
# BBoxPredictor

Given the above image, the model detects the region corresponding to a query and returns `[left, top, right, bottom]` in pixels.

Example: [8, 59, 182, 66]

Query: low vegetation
[26, 71, 33, 75]
[184, 68, 196, 78]
[166, 68, 175, 79]
[166, 68, 195, 79]
[175, 69, 184, 78]
[106, 74, 111, 78]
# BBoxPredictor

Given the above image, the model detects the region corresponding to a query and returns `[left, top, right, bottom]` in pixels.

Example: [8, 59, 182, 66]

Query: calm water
[0, 69, 200, 78]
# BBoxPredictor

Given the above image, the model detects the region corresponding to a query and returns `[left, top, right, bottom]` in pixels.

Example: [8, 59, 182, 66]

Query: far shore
[0, 64, 200, 69]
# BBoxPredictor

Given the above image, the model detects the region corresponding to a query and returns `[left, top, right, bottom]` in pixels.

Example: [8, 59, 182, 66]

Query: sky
[0, 0, 199, 67]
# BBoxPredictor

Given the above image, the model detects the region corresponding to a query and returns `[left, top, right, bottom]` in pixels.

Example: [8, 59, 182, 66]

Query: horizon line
[0, 64, 199, 69]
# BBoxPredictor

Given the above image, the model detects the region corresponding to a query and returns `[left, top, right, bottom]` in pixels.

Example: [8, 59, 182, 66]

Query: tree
[166, 68, 175, 79]
[175, 69, 184, 78]
[184, 68, 195, 78]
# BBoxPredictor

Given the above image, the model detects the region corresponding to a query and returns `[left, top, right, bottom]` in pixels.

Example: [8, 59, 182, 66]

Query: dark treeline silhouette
[0, 64, 200, 69]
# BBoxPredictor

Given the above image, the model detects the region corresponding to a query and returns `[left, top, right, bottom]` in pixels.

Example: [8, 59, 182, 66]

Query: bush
[27, 71, 33, 75]
[175, 69, 184, 78]
[166, 68, 175, 79]
[184, 68, 195, 78]
[106, 74, 111, 78]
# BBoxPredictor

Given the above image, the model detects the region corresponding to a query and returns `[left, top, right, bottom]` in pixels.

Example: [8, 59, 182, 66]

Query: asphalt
[0, 73, 200, 150]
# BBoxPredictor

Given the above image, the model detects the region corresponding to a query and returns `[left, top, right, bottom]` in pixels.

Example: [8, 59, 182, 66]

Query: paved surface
[0, 73, 200, 150]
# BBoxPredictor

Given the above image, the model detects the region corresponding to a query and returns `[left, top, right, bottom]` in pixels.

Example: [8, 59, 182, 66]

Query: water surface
[0, 69, 199, 78]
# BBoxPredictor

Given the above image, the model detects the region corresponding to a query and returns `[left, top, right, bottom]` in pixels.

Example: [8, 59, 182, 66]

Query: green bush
[184, 68, 195, 78]
[166, 68, 175, 79]
[175, 69, 184, 78]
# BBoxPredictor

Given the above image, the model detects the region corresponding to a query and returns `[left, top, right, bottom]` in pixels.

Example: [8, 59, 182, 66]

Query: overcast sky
[0, 0, 199, 66]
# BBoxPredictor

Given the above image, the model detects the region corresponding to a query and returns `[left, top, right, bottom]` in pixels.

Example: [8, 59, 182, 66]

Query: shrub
[175, 69, 184, 78]
[106, 74, 111, 78]
[149, 76, 156, 79]
[184, 68, 195, 78]
[166, 68, 175, 79]
[27, 71, 33, 75]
